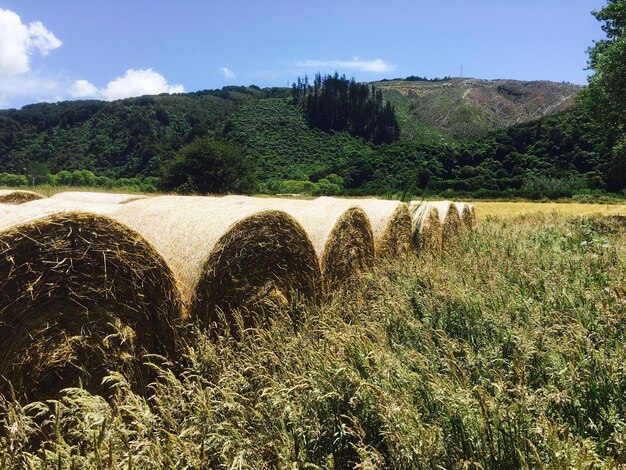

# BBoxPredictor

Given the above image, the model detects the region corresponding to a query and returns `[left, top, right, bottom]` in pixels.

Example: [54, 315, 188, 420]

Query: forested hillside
[222, 98, 609, 196]
[0, 77, 619, 196]
[0, 86, 287, 178]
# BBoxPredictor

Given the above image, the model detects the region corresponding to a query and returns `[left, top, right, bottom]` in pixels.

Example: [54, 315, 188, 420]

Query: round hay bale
[222, 196, 375, 293]
[469, 204, 477, 225]
[111, 196, 322, 330]
[17, 197, 121, 216]
[426, 201, 462, 250]
[409, 202, 443, 255]
[51, 191, 147, 204]
[0, 209, 184, 402]
[318, 197, 413, 258]
[455, 202, 476, 230]
[0, 189, 46, 205]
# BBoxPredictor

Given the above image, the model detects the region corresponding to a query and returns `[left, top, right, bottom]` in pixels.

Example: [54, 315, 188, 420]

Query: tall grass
[1, 213, 624, 468]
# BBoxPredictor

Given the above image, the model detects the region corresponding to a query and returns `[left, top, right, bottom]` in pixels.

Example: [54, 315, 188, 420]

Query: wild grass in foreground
[0, 213, 624, 469]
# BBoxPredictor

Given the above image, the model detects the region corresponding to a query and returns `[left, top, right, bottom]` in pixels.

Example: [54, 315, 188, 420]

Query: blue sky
[0, 0, 607, 108]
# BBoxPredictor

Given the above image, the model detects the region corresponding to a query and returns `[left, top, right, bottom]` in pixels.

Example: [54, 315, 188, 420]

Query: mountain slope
[0, 86, 288, 178]
[375, 77, 580, 140]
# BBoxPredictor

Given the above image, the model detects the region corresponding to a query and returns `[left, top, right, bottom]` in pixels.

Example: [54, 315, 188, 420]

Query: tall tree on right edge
[583, 0, 626, 191]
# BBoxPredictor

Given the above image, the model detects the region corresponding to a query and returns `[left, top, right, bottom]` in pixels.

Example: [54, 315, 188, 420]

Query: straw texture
[427, 201, 462, 249]
[0, 209, 184, 402]
[318, 197, 413, 258]
[111, 196, 322, 330]
[409, 202, 443, 255]
[51, 191, 147, 204]
[0, 189, 46, 204]
[222, 196, 375, 292]
[455, 202, 477, 230]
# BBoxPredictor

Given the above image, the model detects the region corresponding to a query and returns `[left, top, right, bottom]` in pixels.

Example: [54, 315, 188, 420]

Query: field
[1, 208, 624, 468]
[474, 201, 626, 219]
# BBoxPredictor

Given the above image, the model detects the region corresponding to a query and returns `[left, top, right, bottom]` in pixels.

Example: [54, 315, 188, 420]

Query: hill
[0, 86, 288, 178]
[0, 78, 614, 195]
[375, 77, 580, 141]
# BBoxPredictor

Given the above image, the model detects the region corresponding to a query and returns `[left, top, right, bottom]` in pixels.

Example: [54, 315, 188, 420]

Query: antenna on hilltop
[461, 64, 463, 78]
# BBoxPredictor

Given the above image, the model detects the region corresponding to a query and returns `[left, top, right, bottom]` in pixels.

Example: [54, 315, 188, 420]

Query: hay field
[474, 201, 626, 219]
[1, 212, 623, 468]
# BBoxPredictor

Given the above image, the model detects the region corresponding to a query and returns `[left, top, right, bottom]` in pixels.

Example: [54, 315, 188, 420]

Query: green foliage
[0, 173, 27, 186]
[25, 161, 50, 185]
[292, 73, 400, 144]
[0, 81, 618, 197]
[0, 215, 624, 467]
[582, 0, 626, 190]
[161, 137, 256, 194]
[0, 87, 286, 179]
[0, 170, 158, 192]
[222, 95, 613, 196]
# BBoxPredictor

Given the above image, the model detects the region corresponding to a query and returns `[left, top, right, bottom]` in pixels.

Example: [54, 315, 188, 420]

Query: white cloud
[0, 9, 62, 75]
[220, 67, 236, 80]
[296, 58, 395, 73]
[70, 79, 99, 98]
[102, 68, 184, 100]
[70, 68, 184, 101]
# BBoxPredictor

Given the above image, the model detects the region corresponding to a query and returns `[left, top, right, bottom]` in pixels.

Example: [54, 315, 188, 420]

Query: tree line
[291, 73, 400, 145]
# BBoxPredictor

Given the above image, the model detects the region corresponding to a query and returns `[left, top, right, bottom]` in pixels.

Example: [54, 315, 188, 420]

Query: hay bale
[318, 197, 413, 258]
[409, 202, 443, 255]
[0, 189, 46, 205]
[469, 204, 477, 224]
[51, 191, 147, 204]
[222, 196, 375, 292]
[111, 196, 322, 330]
[17, 197, 121, 216]
[426, 201, 462, 250]
[0, 209, 184, 402]
[455, 202, 477, 230]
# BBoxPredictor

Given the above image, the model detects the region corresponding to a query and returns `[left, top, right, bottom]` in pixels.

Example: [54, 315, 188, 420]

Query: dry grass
[1, 213, 624, 468]
[474, 201, 626, 219]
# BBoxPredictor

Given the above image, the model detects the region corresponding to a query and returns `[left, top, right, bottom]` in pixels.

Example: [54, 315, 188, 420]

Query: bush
[161, 137, 257, 194]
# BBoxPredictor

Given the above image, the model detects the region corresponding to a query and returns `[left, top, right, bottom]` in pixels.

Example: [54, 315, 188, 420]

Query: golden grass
[473, 201, 626, 219]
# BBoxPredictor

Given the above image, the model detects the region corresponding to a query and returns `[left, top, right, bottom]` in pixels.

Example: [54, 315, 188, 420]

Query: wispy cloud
[295, 58, 395, 73]
[220, 67, 236, 80]
[70, 68, 184, 101]
[0, 73, 62, 107]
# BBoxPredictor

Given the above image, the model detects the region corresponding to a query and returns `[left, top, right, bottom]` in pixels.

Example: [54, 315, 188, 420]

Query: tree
[161, 137, 256, 194]
[25, 162, 50, 185]
[583, 0, 626, 190]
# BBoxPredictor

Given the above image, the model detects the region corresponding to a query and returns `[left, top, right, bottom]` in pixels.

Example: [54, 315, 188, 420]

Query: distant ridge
[375, 77, 580, 139]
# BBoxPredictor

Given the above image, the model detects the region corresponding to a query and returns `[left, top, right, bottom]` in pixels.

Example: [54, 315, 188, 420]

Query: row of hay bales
[0, 190, 474, 402]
